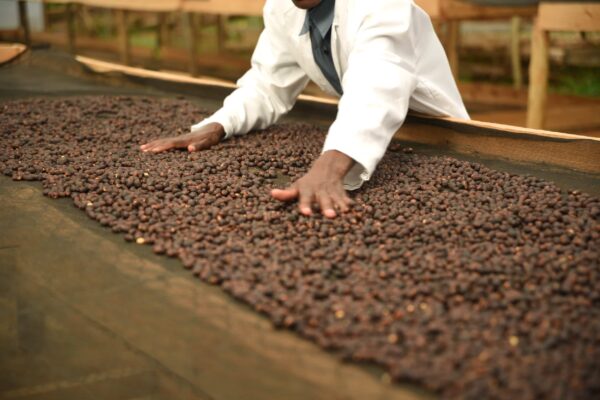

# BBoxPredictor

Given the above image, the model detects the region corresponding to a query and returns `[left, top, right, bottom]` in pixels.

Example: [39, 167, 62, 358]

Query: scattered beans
[1, 96, 599, 400]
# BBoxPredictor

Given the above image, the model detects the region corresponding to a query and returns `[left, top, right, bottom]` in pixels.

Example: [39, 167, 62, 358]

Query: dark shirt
[299, 0, 343, 95]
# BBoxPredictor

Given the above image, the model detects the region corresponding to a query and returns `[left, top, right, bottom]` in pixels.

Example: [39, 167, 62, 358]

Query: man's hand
[140, 122, 225, 153]
[271, 150, 355, 218]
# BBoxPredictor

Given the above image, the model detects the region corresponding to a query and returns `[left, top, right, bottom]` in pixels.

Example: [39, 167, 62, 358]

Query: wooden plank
[538, 3, 600, 32]
[527, 18, 550, 129]
[77, 55, 237, 87]
[76, 55, 338, 106]
[419, 113, 600, 142]
[0, 43, 27, 65]
[398, 116, 600, 174]
[475, 103, 600, 134]
[181, 0, 264, 16]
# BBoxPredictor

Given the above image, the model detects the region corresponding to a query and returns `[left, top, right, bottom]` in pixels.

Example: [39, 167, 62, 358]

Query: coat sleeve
[322, 0, 418, 190]
[190, 7, 310, 139]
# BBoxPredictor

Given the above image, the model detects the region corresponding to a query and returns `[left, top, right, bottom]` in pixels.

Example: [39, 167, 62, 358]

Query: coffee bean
[2, 96, 599, 400]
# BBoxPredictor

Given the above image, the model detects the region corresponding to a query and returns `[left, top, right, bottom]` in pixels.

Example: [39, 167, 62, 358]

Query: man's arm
[323, 0, 417, 187]
[141, 2, 309, 153]
[272, 0, 418, 217]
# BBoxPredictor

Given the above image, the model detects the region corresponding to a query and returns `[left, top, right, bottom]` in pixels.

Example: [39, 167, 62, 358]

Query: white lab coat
[191, 0, 469, 190]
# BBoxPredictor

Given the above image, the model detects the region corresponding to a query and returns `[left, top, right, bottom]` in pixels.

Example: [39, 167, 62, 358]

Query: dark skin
[141, 0, 355, 219]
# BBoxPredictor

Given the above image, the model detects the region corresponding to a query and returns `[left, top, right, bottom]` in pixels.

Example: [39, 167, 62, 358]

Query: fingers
[316, 191, 336, 219]
[330, 187, 352, 213]
[140, 140, 160, 152]
[140, 133, 194, 154]
[272, 183, 352, 219]
[271, 185, 314, 216]
[271, 187, 299, 202]
[187, 137, 215, 152]
[141, 134, 218, 154]
[140, 139, 176, 153]
[298, 188, 314, 216]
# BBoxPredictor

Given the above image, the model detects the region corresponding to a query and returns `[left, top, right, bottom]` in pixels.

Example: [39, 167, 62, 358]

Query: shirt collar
[299, 0, 335, 37]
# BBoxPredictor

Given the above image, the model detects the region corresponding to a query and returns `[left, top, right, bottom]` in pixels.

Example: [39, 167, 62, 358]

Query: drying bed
[1, 96, 599, 399]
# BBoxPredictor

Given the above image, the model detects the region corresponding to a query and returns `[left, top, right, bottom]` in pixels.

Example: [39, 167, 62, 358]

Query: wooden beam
[398, 116, 600, 174]
[538, 3, 600, 32]
[115, 9, 130, 65]
[527, 18, 550, 130]
[18, 1, 31, 46]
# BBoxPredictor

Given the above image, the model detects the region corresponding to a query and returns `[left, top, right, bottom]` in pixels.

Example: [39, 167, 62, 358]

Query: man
[141, 0, 469, 218]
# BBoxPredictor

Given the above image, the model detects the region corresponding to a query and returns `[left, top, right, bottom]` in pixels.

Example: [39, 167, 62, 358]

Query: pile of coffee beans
[1, 96, 599, 399]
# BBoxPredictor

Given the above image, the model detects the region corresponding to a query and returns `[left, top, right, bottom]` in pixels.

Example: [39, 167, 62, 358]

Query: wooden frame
[181, 0, 264, 76]
[21, 0, 182, 63]
[76, 55, 600, 174]
[526, 3, 600, 129]
[414, 0, 537, 84]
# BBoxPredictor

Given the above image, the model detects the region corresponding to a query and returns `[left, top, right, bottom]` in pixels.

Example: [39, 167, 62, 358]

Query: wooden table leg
[18, 1, 31, 46]
[157, 12, 169, 50]
[527, 18, 549, 129]
[115, 10, 130, 66]
[66, 3, 77, 54]
[217, 16, 227, 54]
[510, 16, 523, 90]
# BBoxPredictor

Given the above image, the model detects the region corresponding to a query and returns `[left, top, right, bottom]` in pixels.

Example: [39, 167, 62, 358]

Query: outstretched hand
[271, 150, 355, 218]
[140, 122, 225, 153]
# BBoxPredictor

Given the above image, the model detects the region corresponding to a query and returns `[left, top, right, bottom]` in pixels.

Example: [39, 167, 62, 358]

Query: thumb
[271, 186, 299, 202]
[188, 140, 208, 152]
